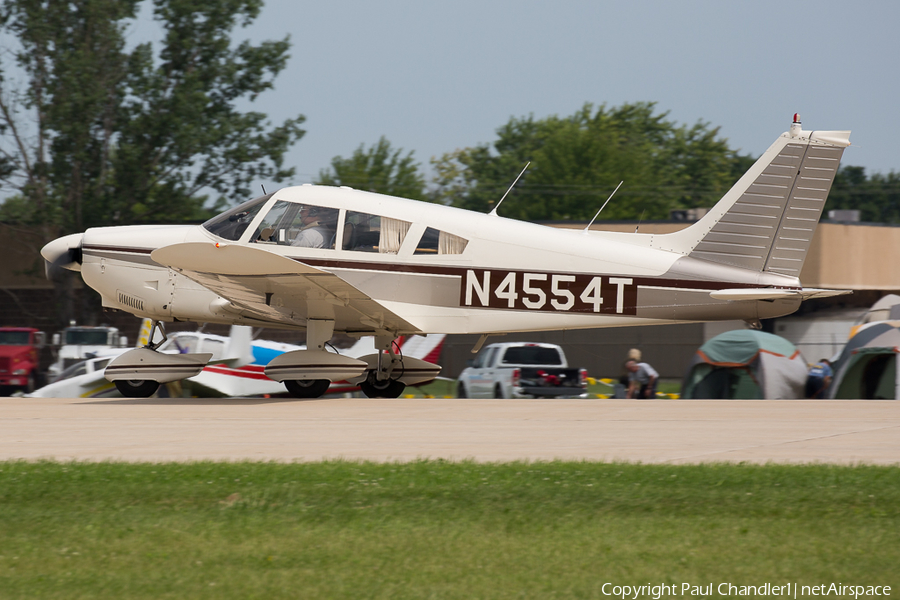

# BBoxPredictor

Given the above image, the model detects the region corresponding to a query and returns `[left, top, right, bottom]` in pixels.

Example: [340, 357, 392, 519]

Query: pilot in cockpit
[291, 206, 333, 248]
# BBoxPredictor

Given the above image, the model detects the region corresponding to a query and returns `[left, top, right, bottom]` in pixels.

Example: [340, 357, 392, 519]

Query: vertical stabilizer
[222, 325, 256, 367]
[656, 116, 850, 276]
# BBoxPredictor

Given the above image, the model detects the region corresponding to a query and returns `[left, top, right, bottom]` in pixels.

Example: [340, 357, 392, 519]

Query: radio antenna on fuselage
[583, 181, 623, 233]
[635, 209, 646, 233]
[489, 162, 530, 216]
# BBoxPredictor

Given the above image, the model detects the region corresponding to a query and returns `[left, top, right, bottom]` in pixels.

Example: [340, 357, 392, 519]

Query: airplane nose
[41, 233, 84, 275]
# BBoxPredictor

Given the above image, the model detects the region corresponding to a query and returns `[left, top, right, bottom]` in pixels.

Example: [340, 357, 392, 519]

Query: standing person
[626, 359, 658, 399]
[805, 359, 833, 398]
[618, 348, 642, 385]
[616, 349, 643, 398]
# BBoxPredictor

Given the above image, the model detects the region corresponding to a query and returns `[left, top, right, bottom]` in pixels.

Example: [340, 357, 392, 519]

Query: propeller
[41, 233, 84, 278]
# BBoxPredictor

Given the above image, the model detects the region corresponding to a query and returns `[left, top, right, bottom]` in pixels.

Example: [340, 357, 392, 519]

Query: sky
[128, 0, 900, 193]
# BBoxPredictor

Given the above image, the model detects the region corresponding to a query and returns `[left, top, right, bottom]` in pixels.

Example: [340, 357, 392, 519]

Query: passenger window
[253, 200, 339, 249]
[344, 211, 411, 254]
[413, 227, 468, 255]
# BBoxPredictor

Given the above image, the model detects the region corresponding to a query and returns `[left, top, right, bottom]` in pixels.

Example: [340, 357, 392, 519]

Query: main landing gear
[359, 372, 406, 399]
[267, 328, 442, 400]
[353, 335, 442, 399]
[284, 379, 331, 399]
[356, 336, 407, 399]
[114, 379, 160, 398]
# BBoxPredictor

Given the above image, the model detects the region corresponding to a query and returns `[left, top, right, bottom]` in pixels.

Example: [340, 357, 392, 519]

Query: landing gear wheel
[284, 379, 331, 399]
[360, 375, 406, 399]
[115, 379, 160, 398]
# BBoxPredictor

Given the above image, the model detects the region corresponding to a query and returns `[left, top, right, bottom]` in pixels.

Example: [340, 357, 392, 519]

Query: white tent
[681, 330, 808, 399]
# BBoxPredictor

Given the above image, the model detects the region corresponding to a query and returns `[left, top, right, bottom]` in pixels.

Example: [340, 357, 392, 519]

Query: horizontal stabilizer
[710, 288, 852, 301]
[794, 288, 854, 300]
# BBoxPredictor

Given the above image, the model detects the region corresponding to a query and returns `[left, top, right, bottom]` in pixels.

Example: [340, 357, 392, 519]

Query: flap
[151, 242, 420, 335]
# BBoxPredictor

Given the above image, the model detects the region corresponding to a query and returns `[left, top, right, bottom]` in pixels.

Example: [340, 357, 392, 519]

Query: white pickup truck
[457, 342, 588, 399]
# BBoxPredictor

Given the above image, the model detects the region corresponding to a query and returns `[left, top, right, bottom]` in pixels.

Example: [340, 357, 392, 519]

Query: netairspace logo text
[600, 583, 892, 599]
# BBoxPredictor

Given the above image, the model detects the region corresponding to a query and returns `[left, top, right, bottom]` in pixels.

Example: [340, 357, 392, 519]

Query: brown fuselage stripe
[82, 245, 796, 292]
[84, 245, 154, 255]
[296, 258, 786, 292]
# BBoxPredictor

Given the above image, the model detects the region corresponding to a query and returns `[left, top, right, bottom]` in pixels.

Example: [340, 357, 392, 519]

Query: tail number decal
[462, 269, 636, 315]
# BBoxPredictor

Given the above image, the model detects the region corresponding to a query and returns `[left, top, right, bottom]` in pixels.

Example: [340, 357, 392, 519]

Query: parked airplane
[41, 115, 851, 398]
[29, 324, 445, 398]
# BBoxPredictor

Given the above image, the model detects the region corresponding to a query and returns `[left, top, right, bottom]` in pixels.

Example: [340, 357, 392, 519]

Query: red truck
[0, 327, 46, 394]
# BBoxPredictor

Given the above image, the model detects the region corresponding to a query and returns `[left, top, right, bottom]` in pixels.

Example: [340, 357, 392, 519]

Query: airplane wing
[151, 242, 421, 335]
[709, 288, 852, 301]
[28, 370, 117, 398]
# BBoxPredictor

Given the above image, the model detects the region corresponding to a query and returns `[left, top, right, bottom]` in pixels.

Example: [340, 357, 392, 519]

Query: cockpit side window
[202, 193, 273, 241]
[413, 227, 469, 255]
[252, 200, 339, 249]
[344, 211, 411, 254]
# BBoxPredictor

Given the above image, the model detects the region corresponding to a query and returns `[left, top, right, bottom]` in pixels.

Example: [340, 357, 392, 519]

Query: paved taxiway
[1, 397, 898, 464]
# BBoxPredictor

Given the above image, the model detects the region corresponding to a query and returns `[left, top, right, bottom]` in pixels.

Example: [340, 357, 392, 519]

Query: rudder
[658, 116, 850, 277]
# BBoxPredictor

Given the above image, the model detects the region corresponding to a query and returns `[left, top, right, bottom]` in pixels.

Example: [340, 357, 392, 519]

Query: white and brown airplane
[41, 115, 851, 398]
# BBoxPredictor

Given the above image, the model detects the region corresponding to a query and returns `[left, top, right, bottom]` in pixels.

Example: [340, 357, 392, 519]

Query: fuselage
[70, 184, 802, 335]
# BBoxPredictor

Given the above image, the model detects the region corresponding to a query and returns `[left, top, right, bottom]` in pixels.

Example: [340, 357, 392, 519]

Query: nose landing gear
[104, 320, 211, 398]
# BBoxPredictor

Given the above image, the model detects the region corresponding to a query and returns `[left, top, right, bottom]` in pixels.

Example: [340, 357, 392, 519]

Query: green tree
[826, 166, 900, 223]
[0, 0, 304, 235]
[431, 102, 747, 221]
[0, 0, 304, 324]
[316, 136, 427, 200]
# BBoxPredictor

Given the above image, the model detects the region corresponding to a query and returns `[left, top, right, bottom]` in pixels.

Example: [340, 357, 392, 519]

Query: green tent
[829, 321, 900, 399]
[832, 346, 899, 399]
[681, 330, 807, 399]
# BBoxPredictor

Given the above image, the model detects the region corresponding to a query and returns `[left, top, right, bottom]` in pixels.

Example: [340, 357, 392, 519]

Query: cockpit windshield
[202, 193, 273, 241]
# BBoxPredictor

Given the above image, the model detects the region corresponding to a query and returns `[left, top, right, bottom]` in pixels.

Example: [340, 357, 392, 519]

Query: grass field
[1, 460, 897, 599]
